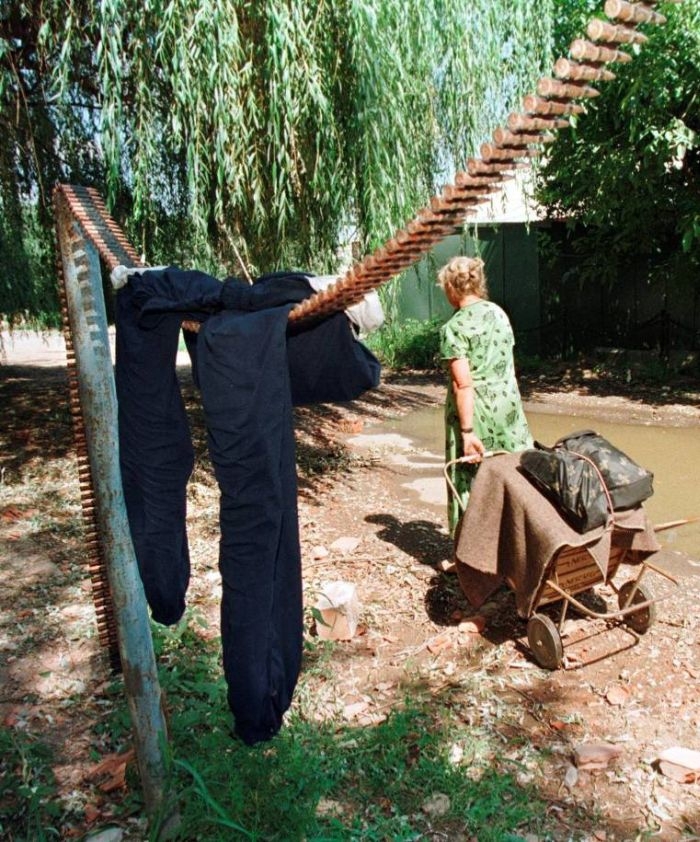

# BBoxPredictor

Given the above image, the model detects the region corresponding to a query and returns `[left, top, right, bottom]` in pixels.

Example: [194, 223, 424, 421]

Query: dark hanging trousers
[114, 267, 380, 744]
[114, 287, 195, 627]
[197, 306, 302, 745]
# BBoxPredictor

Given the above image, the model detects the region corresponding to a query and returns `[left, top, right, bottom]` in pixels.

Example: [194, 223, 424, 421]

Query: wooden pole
[653, 515, 700, 533]
[55, 200, 170, 824]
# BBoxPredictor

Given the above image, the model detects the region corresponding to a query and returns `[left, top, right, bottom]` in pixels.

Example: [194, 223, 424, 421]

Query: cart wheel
[618, 581, 656, 634]
[527, 614, 563, 670]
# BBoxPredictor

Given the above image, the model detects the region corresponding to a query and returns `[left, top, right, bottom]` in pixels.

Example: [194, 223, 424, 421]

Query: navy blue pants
[197, 307, 302, 744]
[115, 267, 379, 743]
[115, 288, 195, 626]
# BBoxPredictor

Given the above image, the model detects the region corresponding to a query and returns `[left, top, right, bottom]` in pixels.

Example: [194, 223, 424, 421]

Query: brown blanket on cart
[453, 452, 660, 618]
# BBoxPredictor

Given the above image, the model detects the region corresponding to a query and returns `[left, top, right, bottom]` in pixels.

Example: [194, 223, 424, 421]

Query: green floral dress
[440, 300, 532, 535]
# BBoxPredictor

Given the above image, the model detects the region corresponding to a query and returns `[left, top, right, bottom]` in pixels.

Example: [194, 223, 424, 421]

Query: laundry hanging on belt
[114, 266, 381, 744]
[197, 305, 302, 745]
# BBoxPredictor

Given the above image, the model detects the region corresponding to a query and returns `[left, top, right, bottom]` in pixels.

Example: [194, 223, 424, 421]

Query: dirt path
[293, 374, 700, 841]
[1, 336, 699, 840]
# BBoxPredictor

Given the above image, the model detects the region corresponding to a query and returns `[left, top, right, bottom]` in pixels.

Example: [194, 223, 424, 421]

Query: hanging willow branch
[1, 0, 554, 319]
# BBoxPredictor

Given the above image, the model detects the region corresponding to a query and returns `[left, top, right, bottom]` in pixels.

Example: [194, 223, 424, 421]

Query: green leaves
[536, 0, 700, 296]
[2, 0, 555, 321]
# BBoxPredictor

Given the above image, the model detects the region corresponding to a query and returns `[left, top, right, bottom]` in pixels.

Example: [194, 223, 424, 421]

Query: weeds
[157, 699, 546, 841]
[0, 727, 62, 841]
[10, 624, 521, 842]
[86, 620, 552, 842]
[366, 318, 443, 371]
[364, 318, 551, 380]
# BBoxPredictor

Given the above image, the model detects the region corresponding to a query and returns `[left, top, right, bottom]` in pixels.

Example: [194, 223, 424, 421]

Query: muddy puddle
[348, 405, 700, 565]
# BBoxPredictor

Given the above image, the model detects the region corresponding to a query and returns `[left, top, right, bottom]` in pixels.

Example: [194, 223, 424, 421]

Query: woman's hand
[461, 431, 485, 462]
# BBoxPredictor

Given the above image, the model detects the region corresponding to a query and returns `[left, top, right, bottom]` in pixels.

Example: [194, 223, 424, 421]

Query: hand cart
[444, 454, 682, 670]
[522, 541, 676, 669]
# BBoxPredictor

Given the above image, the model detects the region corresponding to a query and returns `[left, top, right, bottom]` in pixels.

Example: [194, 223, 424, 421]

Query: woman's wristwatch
[460, 427, 474, 434]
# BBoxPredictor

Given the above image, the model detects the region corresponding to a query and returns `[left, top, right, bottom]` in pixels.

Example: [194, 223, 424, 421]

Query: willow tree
[1, 0, 554, 324]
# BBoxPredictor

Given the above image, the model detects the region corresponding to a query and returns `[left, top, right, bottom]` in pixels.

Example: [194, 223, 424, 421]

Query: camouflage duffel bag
[519, 446, 611, 533]
[519, 430, 654, 534]
[554, 430, 654, 512]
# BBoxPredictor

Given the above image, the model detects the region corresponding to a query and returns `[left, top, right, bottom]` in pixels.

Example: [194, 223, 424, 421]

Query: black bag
[519, 447, 612, 533]
[554, 430, 654, 511]
[519, 430, 654, 533]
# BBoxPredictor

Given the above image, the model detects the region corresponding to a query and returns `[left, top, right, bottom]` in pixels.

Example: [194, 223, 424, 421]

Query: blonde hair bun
[437, 256, 488, 299]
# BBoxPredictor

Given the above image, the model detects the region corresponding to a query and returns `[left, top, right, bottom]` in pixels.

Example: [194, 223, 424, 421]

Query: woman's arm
[449, 357, 485, 460]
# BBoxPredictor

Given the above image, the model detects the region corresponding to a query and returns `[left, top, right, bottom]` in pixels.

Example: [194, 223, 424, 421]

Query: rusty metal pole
[56, 205, 168, 818]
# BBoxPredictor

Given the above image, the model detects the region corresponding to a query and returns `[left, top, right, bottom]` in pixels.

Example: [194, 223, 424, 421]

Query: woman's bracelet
[460, 427, 474, 434]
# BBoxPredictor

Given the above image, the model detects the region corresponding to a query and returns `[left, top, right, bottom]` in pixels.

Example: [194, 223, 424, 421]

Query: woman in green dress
[438, 256, 532, 536]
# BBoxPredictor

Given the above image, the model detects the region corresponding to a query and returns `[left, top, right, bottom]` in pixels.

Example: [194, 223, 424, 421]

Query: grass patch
[0, 727, 62, 841]
[366, 319, 443, 371]
[157, 704, 545, 841]
[95, 620, 553, 842]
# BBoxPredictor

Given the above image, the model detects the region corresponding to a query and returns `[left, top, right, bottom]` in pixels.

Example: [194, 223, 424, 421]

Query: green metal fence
[387, 224, 541, 356]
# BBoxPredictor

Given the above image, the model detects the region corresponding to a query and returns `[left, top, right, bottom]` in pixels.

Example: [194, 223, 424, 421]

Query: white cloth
[109, 265, 167, 290]
[307, 275, 385, 336]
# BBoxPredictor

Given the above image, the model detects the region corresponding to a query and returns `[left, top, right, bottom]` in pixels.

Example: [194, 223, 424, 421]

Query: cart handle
[653, 515, 700, 533]
[443, 451, 507, 514]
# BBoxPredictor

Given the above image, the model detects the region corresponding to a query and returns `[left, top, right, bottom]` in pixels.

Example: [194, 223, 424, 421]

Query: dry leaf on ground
[1, 506, 24, 522]
[329, 536, 361, 553]
[605, 684, 630, 706]
[343, 701, 370, 720]
[86, 748, 136, 793]
[563, 764, 579, 790]
[427, 632, 453, 654]
[421, 792, 451, 817]
[458, 616, 486, 634]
